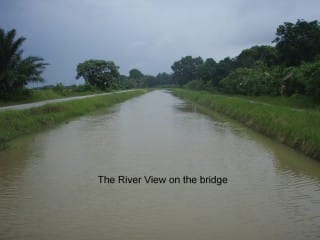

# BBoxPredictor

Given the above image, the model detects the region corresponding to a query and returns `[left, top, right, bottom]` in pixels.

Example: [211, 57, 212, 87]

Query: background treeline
[170, 19, 320, 103]
[1, 19, 320, 103]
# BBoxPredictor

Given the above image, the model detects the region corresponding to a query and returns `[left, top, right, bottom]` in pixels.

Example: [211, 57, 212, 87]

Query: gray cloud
[1, 0, 319, 85]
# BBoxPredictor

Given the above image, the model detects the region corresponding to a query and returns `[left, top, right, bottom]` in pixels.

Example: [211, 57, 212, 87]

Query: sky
[1, 0, 320, 86]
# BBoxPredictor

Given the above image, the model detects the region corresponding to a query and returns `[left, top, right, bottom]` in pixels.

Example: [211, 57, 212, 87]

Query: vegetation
[76, 60, 120, 90]
[172, 89, 320, 161]
[169, 19, 320, 105]
[0, 90, 146, 149]
[0, 28, 48, 100]
[273, 19, 320, 66]
[0, 83, 105, 107]
[1, 18, 319, 160]
[171, 56, 203, 86]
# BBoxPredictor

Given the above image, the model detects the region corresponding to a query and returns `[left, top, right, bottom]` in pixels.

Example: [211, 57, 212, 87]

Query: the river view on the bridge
[0, 90, 319, 240]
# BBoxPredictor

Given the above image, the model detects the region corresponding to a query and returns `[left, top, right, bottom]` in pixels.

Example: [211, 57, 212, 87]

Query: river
[0, 90, 319, 239]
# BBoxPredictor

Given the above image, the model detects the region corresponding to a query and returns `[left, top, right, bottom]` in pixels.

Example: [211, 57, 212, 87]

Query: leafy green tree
[297, 59, 320, 102]
[155, 72, 172, 86]
[220, 66, 272, 96]
[215, 57, 237, 83]
[128, 68, 145, 88]
[0, 28, 48, 98]
[171, 56, 203, 85]
[129, 68, 143, 79]
[198, 58, 217, 85]
[143, 72, 172, 87]
[76, 59, 119, 89]
[236, 45, 278, 68]
[273, 19, 320, 66]
[118, 75, 135, 89]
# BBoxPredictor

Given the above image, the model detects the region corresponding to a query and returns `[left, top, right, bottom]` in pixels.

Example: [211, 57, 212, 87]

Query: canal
[0, 90, 319, 239]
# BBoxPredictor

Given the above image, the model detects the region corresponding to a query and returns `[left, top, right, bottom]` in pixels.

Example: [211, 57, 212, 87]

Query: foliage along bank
[172, 89, 320, 161]
[170, 19, 320, 104]
[0, 90, 146, 150]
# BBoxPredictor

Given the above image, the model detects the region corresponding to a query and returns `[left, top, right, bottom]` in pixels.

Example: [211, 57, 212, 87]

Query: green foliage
[129, 68, 143, 79]
[53, 83, 64, 92]
[219, 66, 271, 95]
[297, 60, 320, 102]
[128, 68, 146, 88]
[171, 56, 203, 85]
[76, 59, 120, 90]
[236, 45, 278, 68]
[198, 58, 217, 84]
[184, 80, 205, 90]
[144, 72, 172, 87]
[273, 19, 320, 66]
[0, 90, 146, 149]
[214, 57, 238, 85]
[172, 89, 320, 160]
[0, 28, 48, 99]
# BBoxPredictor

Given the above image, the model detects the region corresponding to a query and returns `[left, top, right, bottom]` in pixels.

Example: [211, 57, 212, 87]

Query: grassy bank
[171, 89, 320, 161]
[0, 88, 104, 107]
[238, 94, 318, 110]
[0, 90, 146, 149]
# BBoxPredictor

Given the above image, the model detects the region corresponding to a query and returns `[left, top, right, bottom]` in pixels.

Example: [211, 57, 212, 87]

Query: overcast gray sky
[1, 0, 319, 85]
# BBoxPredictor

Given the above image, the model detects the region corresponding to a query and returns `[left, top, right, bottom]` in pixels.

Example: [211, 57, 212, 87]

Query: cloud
[1, 0, 319, 85]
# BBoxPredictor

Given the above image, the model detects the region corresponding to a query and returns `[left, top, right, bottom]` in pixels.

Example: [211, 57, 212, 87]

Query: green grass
[0, 90, 147, 149]
[171, 89, 320, 161]
[236, 94, 317, 109]
[0, 89, 103, 107]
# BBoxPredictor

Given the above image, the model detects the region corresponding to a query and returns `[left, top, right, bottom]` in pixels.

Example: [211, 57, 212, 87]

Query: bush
[299, 60, 320, 103]
[184, 80, 205, 90]
[219, 67, 271, 95]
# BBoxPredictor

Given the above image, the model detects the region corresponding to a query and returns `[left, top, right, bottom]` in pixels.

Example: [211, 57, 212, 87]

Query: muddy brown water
[0, 90, 319, 240]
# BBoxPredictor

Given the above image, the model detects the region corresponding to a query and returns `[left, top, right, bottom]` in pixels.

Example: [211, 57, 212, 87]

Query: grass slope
[172, 89, 320, 161]
[0, 89, 104, 107]
[0, 90, 146, 149]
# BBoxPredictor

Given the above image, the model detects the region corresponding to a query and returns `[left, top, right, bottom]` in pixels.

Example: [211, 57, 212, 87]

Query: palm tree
[0, 28, 47, 98]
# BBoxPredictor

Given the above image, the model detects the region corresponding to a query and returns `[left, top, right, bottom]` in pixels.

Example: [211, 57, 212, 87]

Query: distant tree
[143, 73, 172, 87]
[236, 45, 278, 68]
[273, 19, 320, 66]
[171, 56, 203, 85]
[198, 58, 217, 85]
[297, 59, 320, 102]
[129, 68, 143, 79]
[128, 68, 145, 88]
[0, 28, 48, 98]
[215, 57, 237, 84]
[76, 60, 119, 89]
[155, 72, 172, 86]
[144, 75, 156, 87]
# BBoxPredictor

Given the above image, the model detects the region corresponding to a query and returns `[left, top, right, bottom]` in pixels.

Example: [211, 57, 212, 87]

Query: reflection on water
[0, 90, 319, 240]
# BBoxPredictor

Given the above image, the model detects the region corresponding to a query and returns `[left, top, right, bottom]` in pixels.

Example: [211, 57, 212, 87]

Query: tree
[129, 68, 143, 79]
[171, 56, 203, 85]
[155, 72, 172, 86]
[0, 28, 48, 98]
[273, 19, 320, 66]
[236, 45, 278, 68]
[128, 68, 145, 88]
[215, 57, 237, 84]
[76, 59, 119, 89]
[198, 58, 217, 85]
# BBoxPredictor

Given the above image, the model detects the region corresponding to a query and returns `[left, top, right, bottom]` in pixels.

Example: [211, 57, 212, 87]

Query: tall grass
[0, 90, 146, 149]
[0, 88, 103, 107]
[172, 89, 320, 161]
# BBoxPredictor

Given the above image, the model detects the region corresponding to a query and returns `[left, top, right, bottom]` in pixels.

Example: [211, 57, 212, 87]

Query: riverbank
[171, 89, 320, 161]
[0, 90, 147, 149]
[0, 88, 104, 107]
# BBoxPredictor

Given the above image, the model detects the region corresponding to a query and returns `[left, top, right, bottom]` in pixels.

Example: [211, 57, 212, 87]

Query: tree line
[170, 19, 320, 102]
[1, 19, 320, 102]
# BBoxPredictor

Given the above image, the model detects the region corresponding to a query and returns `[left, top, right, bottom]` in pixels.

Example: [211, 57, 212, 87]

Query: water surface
[0, 90, 319, 239]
